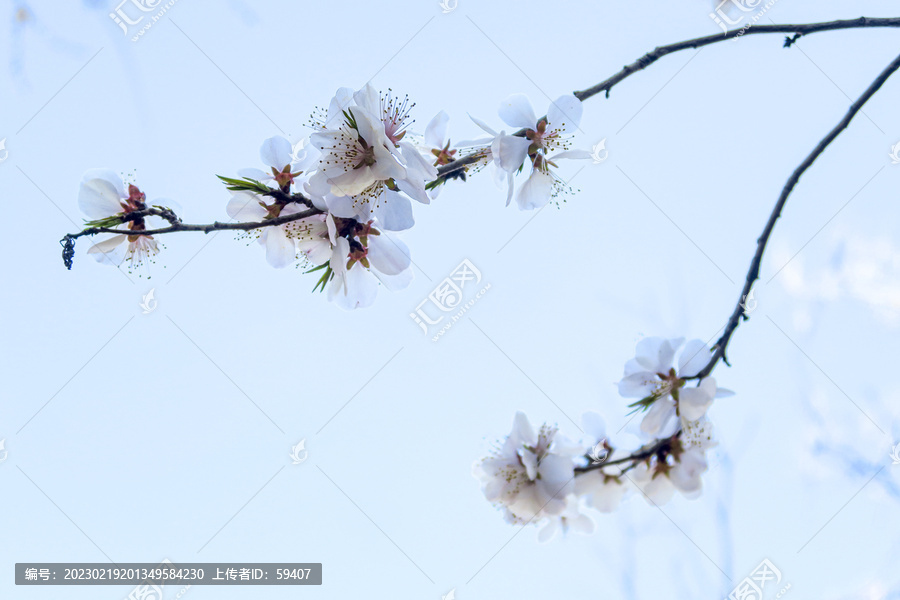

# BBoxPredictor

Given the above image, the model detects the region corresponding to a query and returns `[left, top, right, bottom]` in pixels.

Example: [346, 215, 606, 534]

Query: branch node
[784, 33, 802, 48]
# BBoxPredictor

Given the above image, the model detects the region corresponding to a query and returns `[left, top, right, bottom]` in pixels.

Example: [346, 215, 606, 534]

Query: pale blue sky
[2, 1, 900, 598]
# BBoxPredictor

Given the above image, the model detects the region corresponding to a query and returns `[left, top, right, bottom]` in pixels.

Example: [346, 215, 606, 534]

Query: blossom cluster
[75, 87, 589, 308]
[473, 337, 732, 541]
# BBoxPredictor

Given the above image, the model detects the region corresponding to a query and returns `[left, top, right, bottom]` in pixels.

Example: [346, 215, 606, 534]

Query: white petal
[520, 449, 539, 481]
[491, 134, 531, 173]
[581, 412, 606, 441]
[424, 110, 450, 148]
[78, 177, 125, 219]
[510, 412, 536, 447]
[679, 377, 717, 422]
[324, 194, 360, 220]
[367, 235, 411, 276]
[260, 136, 293, 171]
[552, 149, 592, 160]
[335, 264, 379, 310]
[81, 169, 126, 198]
[547, 94, 583, 135]
[375, 191, 414, 231]
[498, 93, 537, 129]
[678, 339, 711, 378]
[265, 226, 296, 268]
[468, 114, 498, 137]
[640, 398, 677, 437]
[226, 192, 267, 222]
[326, 87, 355, 127]
[373, 265, 413, 291]
[86, 234, 126, 265]
[537, 520, 558, 543]
[635, 337, 679, 372]
[352, 83, 381, 117]
[516, 170, 553, 211]
[618, 371, 657, 398]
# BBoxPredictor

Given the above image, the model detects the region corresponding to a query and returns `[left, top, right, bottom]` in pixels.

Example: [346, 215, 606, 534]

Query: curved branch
[574, 16, 900, 102]
[692, 50, 900, 380]
[574, 434, 678, 475]
[432, 16, 900, 185]
[63, 206, 325, 241]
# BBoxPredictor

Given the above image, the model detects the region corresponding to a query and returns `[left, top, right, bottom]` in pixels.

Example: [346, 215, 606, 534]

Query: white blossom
[77, 169, 169, 272]
[473, 412, 579, 525]
[618, 337, 733, 438]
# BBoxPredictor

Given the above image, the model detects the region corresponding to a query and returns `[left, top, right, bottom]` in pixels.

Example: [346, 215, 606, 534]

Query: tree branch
[573, 16, 900, 103]
[431, 16, 900, 185]
[62, 16, 900, 266]
[574, 434, 679, 475]
[63, 206, 325, 241]
[692, 50, 900, 380]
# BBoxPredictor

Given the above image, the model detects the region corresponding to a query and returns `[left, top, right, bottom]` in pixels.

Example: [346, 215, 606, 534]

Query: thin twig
[574, 435, 677, 475]
[692, 50, 900, 380]
[431, 16, 900, 184]
[63, 207, 324, 241]
[574, 17, 900, 103]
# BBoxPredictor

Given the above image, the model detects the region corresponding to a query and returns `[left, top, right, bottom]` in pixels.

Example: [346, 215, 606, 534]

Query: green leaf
[216, 175, 271, 195]
[310, 263, 333, 293]
[83, 214, 125, 228]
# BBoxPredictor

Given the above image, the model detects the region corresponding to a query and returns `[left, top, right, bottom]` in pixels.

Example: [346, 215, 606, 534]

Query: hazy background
[1, 0, 899, 598]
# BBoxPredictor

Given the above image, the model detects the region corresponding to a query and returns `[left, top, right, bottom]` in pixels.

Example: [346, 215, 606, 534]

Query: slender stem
[691, 50, 900, 380]
[574, 17, 900, 103]
[574, 435, 676, 475]
[432, 16, 900, 184]
[63, 206, 325, 241]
